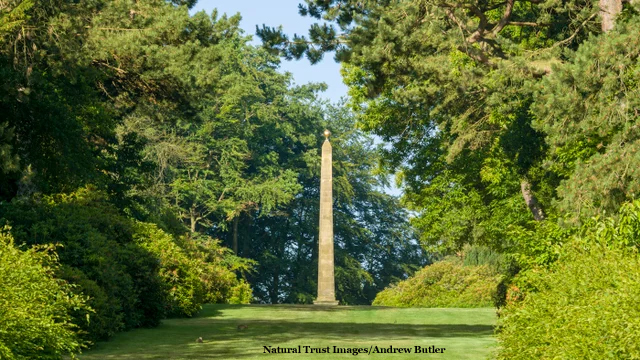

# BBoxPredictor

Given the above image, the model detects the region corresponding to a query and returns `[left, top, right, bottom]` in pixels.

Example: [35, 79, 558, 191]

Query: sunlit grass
[81, 304, 497, 359]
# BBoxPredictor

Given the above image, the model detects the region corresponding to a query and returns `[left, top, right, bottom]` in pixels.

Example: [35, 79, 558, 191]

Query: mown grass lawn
[81, 304, 497, 360]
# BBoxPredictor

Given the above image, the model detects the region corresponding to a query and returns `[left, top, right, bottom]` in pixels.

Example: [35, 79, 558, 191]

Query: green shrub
[497, 199, 640, 308]
[462, 244, 504, 270]
[0, 187, 165, 341]
[226, 280, 253, 304]
[497, 200, 640, 359]
[0, 186, 254, 344]
[176, 234, 255, 304]
[373, 257, 501, 307]
[133, 223, 205, 317]
[56, 265, 123, 340]
[0, 229, 88, 359]
[496, 242, 640, 359]
[134, 223, 255, 314]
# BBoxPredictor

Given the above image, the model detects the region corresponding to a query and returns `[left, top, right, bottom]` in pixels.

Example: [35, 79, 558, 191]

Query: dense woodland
[2, 0, 640, 358]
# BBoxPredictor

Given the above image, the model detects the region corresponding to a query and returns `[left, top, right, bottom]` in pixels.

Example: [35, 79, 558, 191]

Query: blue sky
[190, 0, 348, 103]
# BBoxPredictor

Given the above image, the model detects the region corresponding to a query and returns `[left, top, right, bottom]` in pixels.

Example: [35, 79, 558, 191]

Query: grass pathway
[81, 304, 497, 360]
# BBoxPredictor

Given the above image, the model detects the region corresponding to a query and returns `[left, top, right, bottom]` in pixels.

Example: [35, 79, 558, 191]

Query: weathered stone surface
[314, 134, 338, 306]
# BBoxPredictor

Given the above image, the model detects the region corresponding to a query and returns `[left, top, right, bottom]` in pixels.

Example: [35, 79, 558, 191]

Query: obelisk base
[313, 300, 339, 306]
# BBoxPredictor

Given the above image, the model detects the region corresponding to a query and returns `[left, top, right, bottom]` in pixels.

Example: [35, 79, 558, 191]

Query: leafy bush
[175, 234, 255, 304]
[133, 223, 205, 317]
[226, 280, 253, 304]
[496, 242, 640, 359]
[505, 218, 574, 269]
[497, 200, 640, 358]
[373, 257, 501, 307]
[56, 265, 122, 341]
[462, 244, 504, 269]
[498, 200, 640, 308]
[0, 229, 88, 359]
[0, 188, 166, 341]
[0, 187, 254, 343]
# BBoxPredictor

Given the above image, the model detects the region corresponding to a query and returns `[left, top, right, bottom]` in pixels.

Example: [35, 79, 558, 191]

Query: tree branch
[492, 0, 515, 35]
[457, 45, 491, 65]
[444, 8, 468, 34]
[91, 60, 126, 74]
[507, 21, 546, 26]
[553, 12, 598, 47]
[466, 5, 489, 43]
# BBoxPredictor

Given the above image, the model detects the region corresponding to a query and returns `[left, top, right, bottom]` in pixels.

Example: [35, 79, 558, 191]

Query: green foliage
[132, 224, 254, 315]
[580, 200, 640, 249]
[506, 199, 640, 272]
[505, 218, 574, 269]
[335, 254, 375, 305]
[260, 0, 598, 65]
[0, 229, 88, 359]
[0, 1, 34, 39]
[494, 199, 640, 309]
[257, 0, 604, 258]
[0, 0, 429, 352]
[462, 245, 504, 270]
[55, 265, 118, 343]
[497, 242, 640, 359]
[82, 1, 312, 233]
[534, 14, 640, 220]
[0, 187, 166, 341]
[373, 257, 501, 308]
[1, 0, 423, 317]
[173, 234, 255, 304]
[1, 186, 255, 341]
[225, 281, 253, 304]
[0, 122, 18, 174]
[133, 223, 205, 317]
[498, 199, 640, 358]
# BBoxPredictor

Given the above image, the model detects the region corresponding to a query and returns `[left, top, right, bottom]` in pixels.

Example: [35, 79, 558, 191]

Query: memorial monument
[314, 129, 339, 306]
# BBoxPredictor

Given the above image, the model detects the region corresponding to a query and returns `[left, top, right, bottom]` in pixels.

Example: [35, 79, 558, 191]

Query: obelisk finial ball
[324, 129, 331, 139]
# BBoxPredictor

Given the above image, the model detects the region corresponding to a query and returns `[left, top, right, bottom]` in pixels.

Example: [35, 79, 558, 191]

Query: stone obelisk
[314, 129, 338, 306]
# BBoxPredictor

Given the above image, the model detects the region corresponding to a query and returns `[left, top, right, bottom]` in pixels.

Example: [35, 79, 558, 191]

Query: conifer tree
[257, 0, 607, 251]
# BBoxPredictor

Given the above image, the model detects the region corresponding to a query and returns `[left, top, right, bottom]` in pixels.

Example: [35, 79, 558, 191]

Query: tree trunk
[271, 269, 279, 304]
[521, 179, 546, 221]
[232, 216, 239, 254]
[242, 217, 250, 257]
[600, 0, 623, 32]
[190, 207, 197, 233]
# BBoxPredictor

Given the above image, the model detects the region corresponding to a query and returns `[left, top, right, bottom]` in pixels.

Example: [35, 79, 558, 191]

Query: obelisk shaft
[314, 138, 338, 305]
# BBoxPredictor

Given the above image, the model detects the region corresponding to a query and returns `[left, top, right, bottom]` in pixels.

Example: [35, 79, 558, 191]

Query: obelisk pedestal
[314, 130, 339, 306]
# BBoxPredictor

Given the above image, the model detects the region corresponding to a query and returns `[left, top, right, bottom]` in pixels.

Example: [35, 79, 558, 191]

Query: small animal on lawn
[196, 337, 203, 343]
[237, 324, 248, 331]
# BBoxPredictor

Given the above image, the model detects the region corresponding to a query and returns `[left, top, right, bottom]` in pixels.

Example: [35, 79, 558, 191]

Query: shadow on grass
[83, 305, 496, 359]
[201, 320, 495, 341]
[193, 306, 224, 318]
[86, 319, 494, 359]
[200, 304, 397, 313]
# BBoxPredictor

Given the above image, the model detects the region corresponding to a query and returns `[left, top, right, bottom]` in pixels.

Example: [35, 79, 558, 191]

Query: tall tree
[533, 9, 640, 221]
[257, 0, 607, 252]
[68, 2, 313, 235]
[0, 0, 115, 198]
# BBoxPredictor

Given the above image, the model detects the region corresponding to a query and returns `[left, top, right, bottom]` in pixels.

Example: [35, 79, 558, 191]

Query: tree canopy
[3, 0, 640, 356]
[1, 3, 424, 355]
[258, 0, 639, 254]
